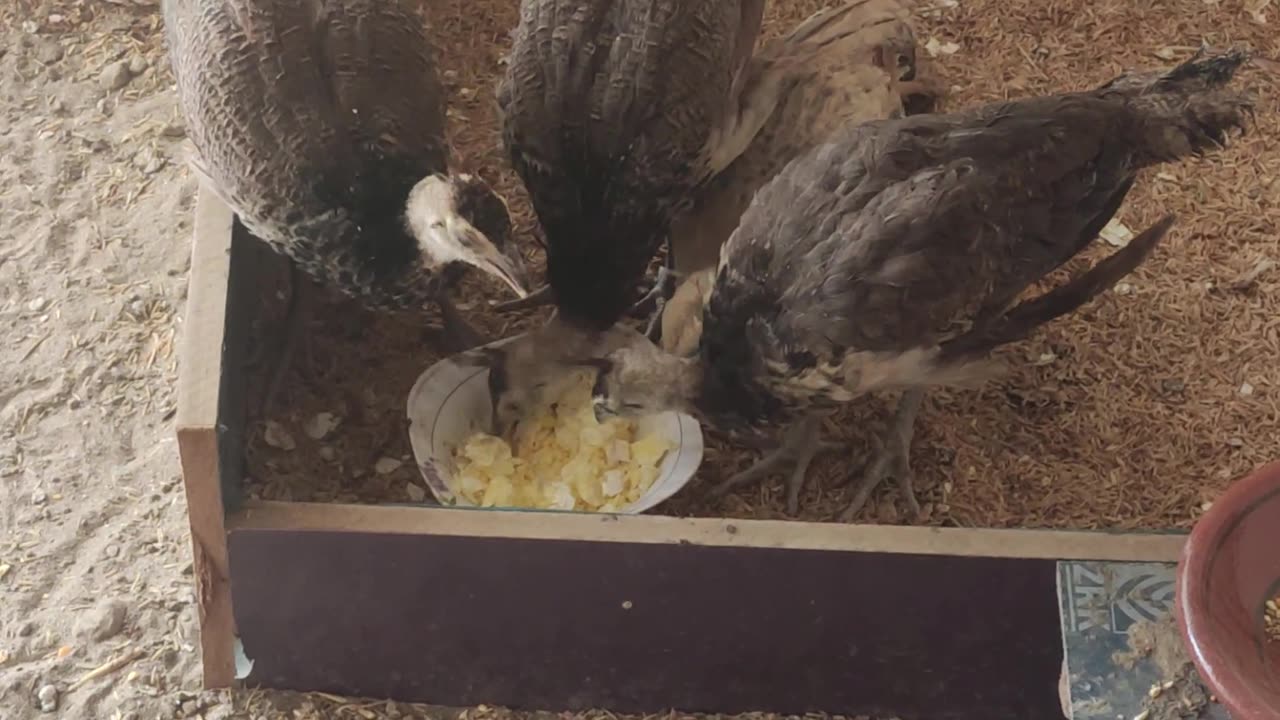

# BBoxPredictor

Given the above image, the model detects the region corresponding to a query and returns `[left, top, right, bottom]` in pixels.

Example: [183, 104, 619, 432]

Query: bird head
[583, 327, 700, 423]
[405, 173, 530, 298]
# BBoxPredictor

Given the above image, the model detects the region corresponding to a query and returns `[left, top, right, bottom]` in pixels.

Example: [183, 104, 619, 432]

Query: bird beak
[592, 401, 608, 424]
[470, 230, 530, 299]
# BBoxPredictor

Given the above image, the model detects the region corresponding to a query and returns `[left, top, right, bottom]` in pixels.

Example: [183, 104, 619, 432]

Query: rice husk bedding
[243, 0, 1280, 531]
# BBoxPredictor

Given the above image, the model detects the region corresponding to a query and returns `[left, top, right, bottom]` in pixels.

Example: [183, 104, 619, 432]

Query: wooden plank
[230, 500, 1187, 563]
[175, 186, 238, 688]
[228, 526, 1068, 719]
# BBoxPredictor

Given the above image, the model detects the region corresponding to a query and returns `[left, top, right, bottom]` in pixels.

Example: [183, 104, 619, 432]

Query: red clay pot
[1176, 459, 1280, 719]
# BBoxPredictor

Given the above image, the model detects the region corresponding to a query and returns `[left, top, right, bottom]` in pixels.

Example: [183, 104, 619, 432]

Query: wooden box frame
[175, 189, 1185, 720]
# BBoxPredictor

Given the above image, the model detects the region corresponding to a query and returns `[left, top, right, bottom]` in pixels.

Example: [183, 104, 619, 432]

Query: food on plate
[451, 370, 674, 511]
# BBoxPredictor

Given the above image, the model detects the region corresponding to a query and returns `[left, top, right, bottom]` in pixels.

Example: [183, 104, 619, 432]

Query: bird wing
[705, 97, 1148, 389]
[670, 0, 921, 275]
[497, 0, 766, 327]
[163, 0, 448, 236]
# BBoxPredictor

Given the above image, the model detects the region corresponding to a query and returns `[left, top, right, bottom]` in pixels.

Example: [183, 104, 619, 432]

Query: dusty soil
[0, 0, 1274, 719]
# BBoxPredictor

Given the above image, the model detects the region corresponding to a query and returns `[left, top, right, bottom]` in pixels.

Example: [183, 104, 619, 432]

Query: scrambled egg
[451, 370, 675, 512]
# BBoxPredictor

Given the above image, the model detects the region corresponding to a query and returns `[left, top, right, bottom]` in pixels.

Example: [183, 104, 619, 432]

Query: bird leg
[633, 236, 680, 342]
[258, 260, 315, 416]
[839, 389, 926, 522]
[710, 414, 845, 514]
[435, 295, 488, 352]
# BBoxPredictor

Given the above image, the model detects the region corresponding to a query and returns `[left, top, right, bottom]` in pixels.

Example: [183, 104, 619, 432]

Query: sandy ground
[0, 0, 1274, 718]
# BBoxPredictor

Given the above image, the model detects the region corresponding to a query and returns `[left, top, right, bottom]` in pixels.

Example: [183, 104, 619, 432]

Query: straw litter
[243, 0, 1280, 534]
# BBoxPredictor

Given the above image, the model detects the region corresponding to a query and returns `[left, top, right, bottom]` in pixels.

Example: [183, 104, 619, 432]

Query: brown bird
[661, 0, 943, 354]
[585, 50, 1252, 519]
[162, 0, 530, 410]
[476, 0, 807, 437]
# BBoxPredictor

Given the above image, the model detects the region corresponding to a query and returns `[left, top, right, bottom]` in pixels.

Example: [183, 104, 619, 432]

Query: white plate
[406, 335, 705, 514]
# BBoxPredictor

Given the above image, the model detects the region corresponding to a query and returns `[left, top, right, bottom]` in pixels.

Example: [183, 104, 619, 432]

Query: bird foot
[839, 390, 926, 522]
[628, 266, 680, 319]
[710, 416, 844, 515]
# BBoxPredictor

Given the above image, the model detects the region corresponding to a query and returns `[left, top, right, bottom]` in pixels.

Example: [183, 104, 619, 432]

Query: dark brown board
[228, 524, 1066, 720]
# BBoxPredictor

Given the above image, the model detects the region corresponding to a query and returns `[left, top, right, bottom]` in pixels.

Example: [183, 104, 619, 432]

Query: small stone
[303, 412, 340, 440]
[31, 489, 48, 505]
[104, 544, 121, 558]
[406, 482, 426, 502]
[77, 599, 128, 641]
[127, 55, 148, 75]
[374, 457, 403, 475]
[28, 297, 47, 312]
[161, 122, 186, 138]
[99, 60, 132, 91]
[33, 39, 63, 64]
[317, 446, 336, 462]
[1227, 437, 1245, 448]
[37, 684, 58, 712]
[132, 147, 166, 175]
[1239, 381, 1255, 397]
[262, 421, 296, 451]
[1115, 282, 1134, 295]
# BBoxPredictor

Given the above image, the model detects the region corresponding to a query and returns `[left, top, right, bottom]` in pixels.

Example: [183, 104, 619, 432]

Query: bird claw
[839, 432, 919, 522]
[710, 417, 844, 515]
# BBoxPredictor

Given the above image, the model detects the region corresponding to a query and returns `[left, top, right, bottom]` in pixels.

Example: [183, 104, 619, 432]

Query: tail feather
[940, 214, 1177, 361]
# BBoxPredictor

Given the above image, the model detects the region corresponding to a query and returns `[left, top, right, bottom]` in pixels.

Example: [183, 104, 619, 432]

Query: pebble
[262, 421, 296, 451]
[127, 54, 148, 75]
[406, 482, 426, 502]
[304, 412, 340, 440]
[28, 297, 48, 312]
[133, 147, 166, 175]
[32, 39, 63, 64]
[1239, 381, 1254, 397]
[77, 598, 128, 641]
[37, 684, 58, 712]
[31, 489, 48, 505]
[161, 122, 187, 138]
[374, 457, 403, 475]
[99, 60, 132, 91]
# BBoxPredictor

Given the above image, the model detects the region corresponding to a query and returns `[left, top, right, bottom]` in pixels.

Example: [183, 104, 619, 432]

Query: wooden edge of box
[230, 499, 1186, 562]
[175, 185, 237, 688]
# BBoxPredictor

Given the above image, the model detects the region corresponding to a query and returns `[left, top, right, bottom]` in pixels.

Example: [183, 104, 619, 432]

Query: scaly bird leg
[710, 414, 845, 514]
[435, 295, 488, 353]
[840, 389, 926, 522]
[258, 259, 315, 416]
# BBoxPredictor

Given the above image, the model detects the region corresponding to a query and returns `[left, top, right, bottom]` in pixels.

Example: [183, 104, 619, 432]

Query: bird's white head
[405, 173, 530, 298]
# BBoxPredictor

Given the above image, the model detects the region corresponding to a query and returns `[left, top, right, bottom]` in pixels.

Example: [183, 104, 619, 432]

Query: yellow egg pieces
[450, 370, 675, 512]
